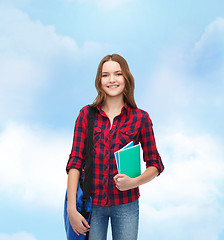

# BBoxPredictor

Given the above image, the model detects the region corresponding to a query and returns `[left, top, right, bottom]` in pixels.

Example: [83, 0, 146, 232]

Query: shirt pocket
[118, 127, 137, 147]
[93, 126, 103, 147]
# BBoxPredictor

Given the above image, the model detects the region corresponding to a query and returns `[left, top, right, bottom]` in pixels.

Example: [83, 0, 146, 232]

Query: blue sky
[0, 0, 224, 239]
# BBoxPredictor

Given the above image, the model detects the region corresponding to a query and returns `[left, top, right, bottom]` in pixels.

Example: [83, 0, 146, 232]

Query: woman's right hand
[67, 208, 90, 236]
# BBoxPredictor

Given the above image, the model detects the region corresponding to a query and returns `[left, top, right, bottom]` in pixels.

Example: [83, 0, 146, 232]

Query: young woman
[66, 54, 164, 240]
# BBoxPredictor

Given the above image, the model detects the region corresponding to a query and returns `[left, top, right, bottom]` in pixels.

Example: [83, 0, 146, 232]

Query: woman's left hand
[113, 174, 138, 191]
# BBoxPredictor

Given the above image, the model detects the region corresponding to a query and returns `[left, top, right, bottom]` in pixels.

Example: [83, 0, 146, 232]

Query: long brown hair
[90, 54, 137, 108]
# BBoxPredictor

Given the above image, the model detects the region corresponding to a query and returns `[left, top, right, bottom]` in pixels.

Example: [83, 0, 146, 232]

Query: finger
[118, 174, 126, 178]
[114, 173, 124, 179]
[115, 174, 122, 178]
[76, 227, 87, 235]
[77, 231, 86, 236]
[70, 223, 79, 235]
[115, 183, 120, 189]
[74, 229, 79, 236]
[81, 228, 89, 235]
[82, 218, 90, 229]
[79, 231, 86, 236]
[113, 174, 119, 180]
[115, 174, 126, 180]
[79, 225, 89, 233]
[77, 219, 90, 233]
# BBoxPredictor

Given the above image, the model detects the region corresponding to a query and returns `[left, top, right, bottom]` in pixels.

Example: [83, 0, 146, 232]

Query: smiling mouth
[107, 85, 119, 88]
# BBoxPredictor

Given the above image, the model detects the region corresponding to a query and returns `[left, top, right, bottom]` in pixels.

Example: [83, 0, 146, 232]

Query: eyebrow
[102, 70, 122, 74]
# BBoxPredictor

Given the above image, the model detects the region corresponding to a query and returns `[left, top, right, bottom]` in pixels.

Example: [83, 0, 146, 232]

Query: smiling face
[101, 60, 125, 99]
[93, 54, 137, 108]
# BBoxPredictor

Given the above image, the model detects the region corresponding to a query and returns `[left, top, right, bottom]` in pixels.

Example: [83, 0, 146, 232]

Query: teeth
[108, 85, 118, 88]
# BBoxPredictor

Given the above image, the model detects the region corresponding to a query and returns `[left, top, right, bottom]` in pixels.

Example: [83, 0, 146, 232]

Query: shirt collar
[96, 104, 106, 117]
[121, 100, 129, 113]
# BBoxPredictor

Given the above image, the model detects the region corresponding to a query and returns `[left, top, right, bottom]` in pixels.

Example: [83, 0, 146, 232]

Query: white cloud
[0, 3, 109, 212]
[138, 17, 224, 240]
[191, 17, 224, 82]
[0, 5, 75, 207]
[0, 122, 70, 209]
[141, 128, 224, 204]
[194, 17, 224, 54]
[0, 5, 77, 123]
[138, 126, 224, 239]
[0, 232, 36, 240]
[143, 18, 224, 125]
[0, 4, 106, 124]
[0, 5, 79, 58]
[139, 203, 224, 240]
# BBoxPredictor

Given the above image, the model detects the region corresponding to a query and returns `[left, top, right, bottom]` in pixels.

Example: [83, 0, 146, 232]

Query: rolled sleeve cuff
[146, 159, 164, 175]
[66, 157, 83, 174]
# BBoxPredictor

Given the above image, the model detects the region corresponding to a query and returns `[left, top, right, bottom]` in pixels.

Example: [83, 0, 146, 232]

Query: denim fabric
[88, 200, 139, 240]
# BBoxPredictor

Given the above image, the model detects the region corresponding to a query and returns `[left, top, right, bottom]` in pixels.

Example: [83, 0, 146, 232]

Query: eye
[102, 74, 108, 77]
[116, 73, 122, 76]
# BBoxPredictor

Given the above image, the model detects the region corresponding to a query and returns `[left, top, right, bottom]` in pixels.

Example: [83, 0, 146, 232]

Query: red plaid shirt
[66, 102, 164, 206]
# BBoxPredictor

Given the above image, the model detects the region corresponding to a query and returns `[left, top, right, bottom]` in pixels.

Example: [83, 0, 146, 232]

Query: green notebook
[118, 144, 141, 178]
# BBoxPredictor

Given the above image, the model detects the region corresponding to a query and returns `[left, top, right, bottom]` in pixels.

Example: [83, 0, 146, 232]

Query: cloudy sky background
[0, 0, 224, 239]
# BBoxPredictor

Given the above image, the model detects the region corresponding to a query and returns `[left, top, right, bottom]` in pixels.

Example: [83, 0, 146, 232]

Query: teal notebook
[114, 141, 134, 173]
[118, 144, 141, 178]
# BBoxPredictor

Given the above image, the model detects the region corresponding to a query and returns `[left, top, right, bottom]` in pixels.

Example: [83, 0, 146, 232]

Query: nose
[109, 74, 116, 83]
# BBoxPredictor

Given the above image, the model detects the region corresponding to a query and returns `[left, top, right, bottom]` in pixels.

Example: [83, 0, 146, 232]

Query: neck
[102, 95, 125, 113]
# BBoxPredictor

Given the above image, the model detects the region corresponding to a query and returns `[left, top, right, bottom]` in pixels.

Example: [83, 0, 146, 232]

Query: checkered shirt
[66, 102, 164, 206]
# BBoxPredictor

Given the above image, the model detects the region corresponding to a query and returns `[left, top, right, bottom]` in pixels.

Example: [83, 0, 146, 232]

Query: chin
[107, 92, 124, 98]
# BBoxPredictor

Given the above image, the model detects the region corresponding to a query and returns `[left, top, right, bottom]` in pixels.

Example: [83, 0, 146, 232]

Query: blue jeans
[88, 200, 139, 240]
